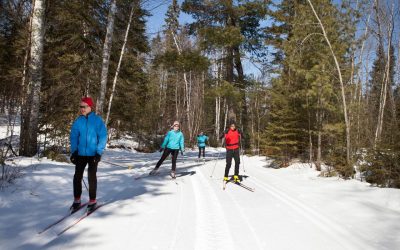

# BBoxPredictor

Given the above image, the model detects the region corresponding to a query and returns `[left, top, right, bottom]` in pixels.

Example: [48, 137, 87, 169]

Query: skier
[69, 97, 107, 213]
[149, 121, 185, 178]
[196, 131, 208, 160]
[220, 121, 242, 183]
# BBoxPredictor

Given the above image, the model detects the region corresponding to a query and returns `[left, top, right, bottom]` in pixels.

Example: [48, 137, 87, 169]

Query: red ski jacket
[224, 129, 241, 150]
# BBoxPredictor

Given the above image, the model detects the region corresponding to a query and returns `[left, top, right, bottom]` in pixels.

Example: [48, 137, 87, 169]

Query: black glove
[70, 151, 78, 165]
[94, 153, 101, 164]
[180, 150, 184, 156]
[159, 148, 164, 152]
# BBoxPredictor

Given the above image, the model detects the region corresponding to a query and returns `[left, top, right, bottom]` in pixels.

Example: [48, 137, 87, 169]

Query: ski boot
[87, 200, 97, 214]
[233, 175, 241, 183]
[70, 199, 81, 214]
[170, 170, 176, 179]
[149, 168, 159, 176]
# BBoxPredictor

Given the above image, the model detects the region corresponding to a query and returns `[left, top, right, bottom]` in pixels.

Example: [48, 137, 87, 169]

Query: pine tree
[264, 0, 353, 176]
[182, 0, 267, 147]
[39, 0, 107, 148]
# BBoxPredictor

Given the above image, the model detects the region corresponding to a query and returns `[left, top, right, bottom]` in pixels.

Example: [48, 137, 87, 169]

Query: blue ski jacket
[70, 112, 107, 156]
[161, 130, 185, 151]
[197, 135, 208, 148]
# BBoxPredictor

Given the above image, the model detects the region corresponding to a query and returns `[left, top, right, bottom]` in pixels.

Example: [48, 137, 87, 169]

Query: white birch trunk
[105, 4, 135, 126]
[374, 1, 394, 147]
[224, 100, 228, 129]
[307, 0, 352, 166]
[171, 31, 193, 137]
[20, 0, 45, 156]
[96, 0, 117, 115]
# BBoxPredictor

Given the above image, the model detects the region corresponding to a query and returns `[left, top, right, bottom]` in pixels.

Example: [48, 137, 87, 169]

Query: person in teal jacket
[69, 97, 107, 213]
[150, 121, 184, 178]
[197, 132, 208, 159]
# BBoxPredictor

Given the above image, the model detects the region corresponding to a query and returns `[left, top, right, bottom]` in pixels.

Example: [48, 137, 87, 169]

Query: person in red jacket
[220, 121, 242, 183]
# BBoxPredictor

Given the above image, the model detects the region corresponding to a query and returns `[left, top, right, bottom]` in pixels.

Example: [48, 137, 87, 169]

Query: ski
[57, 202, 107, 236]
[234, 182, 255, 192]
[170, 172, 180, 185]
[223, 180, 231, 190]
[37, 202, 88, 234]
[134, 170, 160, 180]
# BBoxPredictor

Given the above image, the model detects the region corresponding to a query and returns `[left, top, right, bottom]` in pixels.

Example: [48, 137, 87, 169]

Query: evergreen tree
[182, 0, 268, 147]
[264, 0, 353, 176]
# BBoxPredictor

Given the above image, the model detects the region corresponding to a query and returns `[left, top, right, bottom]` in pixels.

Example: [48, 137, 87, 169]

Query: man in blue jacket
[196, 132, 208, 159]
[69, 97, 107, 213]
[149, 121, 184, 178]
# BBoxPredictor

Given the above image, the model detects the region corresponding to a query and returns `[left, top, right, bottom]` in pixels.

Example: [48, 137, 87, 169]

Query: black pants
[73, 156, 98, 201]
[224, 148, 240, 177]
[198, 147, 205, 158]
[155, 148, 179, 171]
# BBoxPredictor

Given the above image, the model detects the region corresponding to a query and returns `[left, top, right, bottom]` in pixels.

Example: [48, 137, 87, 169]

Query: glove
[180, 150, 184, 156]
[159, 148, 164, 152]
[94, 153, 101, 164]
[70, 151, 78, 165]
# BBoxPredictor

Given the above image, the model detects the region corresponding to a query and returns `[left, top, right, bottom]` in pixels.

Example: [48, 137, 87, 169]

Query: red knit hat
[81, 97, 94, 107]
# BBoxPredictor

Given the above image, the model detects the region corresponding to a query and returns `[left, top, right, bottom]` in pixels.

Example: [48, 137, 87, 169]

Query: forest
[1, 0, 400, 188]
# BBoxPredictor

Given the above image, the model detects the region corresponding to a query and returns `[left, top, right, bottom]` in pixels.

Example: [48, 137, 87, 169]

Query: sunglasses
[80, 105, 89, 109]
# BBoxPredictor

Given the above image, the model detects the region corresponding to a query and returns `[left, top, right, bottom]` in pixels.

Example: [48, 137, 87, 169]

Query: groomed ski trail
[3, 150, 399, 250]
[190, 166, 235, 250]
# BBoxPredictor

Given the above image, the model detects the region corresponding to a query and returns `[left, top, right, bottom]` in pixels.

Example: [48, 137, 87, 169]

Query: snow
[1, 147, 400, 250]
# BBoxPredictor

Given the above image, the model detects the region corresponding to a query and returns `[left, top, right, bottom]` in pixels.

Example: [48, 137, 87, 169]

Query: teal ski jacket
[161, 130, 185, 151]
[197, 135, 208, 147]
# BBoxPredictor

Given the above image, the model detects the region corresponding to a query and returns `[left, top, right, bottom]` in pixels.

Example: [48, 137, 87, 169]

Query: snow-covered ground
[1, 147, 400, 250]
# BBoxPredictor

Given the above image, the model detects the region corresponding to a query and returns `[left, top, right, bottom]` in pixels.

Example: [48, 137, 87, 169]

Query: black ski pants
[198, 147, 205, 158]
[155, 148, 179, 171]
[224, 148, 240, 177]
[73, 156, 98, 201]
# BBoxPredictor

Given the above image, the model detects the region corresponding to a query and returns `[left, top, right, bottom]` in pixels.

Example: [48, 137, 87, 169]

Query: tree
[20, 0, 46, 156]
[97, 0, 117, 116]
[182, 0, 268, 146]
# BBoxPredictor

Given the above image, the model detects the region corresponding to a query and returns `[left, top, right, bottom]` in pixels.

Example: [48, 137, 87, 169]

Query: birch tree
[20, 0, 45, 156]
[105, 2, 135, 126]
[306, 0, 352, 167]
[373, 0, 395, 147]
[96, 0, 117, 116]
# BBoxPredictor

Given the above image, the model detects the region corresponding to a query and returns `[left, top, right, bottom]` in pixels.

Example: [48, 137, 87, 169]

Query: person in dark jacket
[149, 121, 185, 178]
[196, 132, 208, 159]
[220, 121, 242, 183]
[69, 97, 107, 213]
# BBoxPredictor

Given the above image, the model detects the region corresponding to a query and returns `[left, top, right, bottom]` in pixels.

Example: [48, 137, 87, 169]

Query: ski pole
[210, 149, 219, 178]
[83, 178, 89, 192]
[240, 132, 246, 173]
[210, 140, 223, 178]
[241, 146, 246, 173]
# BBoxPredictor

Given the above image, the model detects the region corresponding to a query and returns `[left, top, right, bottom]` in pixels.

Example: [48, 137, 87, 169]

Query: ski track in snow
[246, 166, 373, 250]
[167, 176, 183, 250]
[1, 150, 400, 250]
[222, 183, 265, 250]
[190, 165, 235, 250]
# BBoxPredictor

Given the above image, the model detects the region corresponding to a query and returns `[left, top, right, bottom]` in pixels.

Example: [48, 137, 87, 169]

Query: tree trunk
[20, 0, 45, 157]
[96, 0, 117, 116]
[374, 1, 394, 147]
[307, 0, 351, 169]
[105, 3, 135, 126]
[307, 95, 313, 167]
